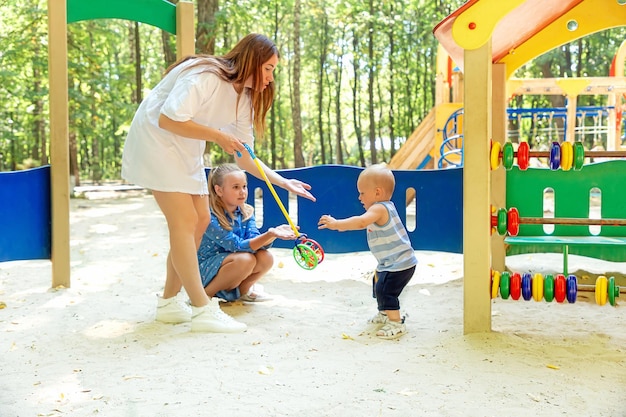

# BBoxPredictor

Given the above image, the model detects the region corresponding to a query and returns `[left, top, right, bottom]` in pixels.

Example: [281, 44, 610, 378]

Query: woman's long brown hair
[164, 33, 278, 140]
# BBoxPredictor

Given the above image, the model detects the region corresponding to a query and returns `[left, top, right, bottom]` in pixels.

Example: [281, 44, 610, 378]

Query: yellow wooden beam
[501, 0, 626, 77]
[491, 63, 507, 274]
[176, 1, 195, 59]
[463, 40, 493, 334]
[507, 76, 626, 96]
[556, 78, 591, 97]
[452, 0, 524, 50]
[48, 0, 71, 288]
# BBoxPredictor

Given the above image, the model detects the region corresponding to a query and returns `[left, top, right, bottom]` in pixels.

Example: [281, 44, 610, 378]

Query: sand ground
[1, 193, 625, 417]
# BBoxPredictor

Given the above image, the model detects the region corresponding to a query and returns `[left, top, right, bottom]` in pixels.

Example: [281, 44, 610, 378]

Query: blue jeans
[372, 266, 416, 311]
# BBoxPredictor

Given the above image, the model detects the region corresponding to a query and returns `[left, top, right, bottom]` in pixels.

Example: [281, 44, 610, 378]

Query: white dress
[121, 59, 254, 194]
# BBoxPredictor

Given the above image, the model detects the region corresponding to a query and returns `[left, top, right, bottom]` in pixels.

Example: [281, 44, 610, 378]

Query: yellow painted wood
[463, 40, 493, 334]
[48, 0, 71, 288]
[500, 0, 626, 77]
[507, 77, 626, 96]
[616, 39, 626, 77]
[434, 103, 464, 166]
[609, 40, 625, 150]
[565, 95, 577, 143]
[435, 45, 450, 106]
[176, 1, 195, 59]
[452, 0, 524, 50]
[555, 78, 591, 97]
[491, 63, 507, 274]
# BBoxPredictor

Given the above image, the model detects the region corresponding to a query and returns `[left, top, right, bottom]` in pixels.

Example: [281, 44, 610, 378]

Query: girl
[198, 164, 296, 306]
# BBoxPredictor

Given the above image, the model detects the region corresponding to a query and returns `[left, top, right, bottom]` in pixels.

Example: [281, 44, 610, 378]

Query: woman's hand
[158, 114, 246, 156]
[214, 132, 246, 156]
[284, 178, 316, 202]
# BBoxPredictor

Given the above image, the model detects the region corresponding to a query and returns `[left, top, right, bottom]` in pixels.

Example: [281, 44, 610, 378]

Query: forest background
[0, 0, 624, 185]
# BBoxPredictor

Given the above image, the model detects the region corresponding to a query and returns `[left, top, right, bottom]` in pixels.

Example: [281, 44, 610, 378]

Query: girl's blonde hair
[208, 164, 254, 230]
[164, 33, 278, 140]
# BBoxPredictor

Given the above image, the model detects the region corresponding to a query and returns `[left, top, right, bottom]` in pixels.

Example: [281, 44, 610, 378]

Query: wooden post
[48, 0, 71, 288]
[176, 1, 195, 59]
[491, 63, 507, 274]
[463, 40, 493, 334]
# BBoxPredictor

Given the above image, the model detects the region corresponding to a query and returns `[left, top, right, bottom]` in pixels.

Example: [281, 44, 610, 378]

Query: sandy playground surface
[1, 191, 625, 417]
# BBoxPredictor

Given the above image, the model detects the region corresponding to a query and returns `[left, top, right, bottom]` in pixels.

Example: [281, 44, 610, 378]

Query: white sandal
[376, 320, 407, 339]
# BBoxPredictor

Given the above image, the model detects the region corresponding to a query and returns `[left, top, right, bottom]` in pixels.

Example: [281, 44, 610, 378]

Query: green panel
[506, 238, 626, 262]
[506, 159, 626, 261]
[506, 166, 552, 237]
[67, 0, 177, 34]
[552, 167, 592, 236]
[506, 160, 626, 238]
[594, 160, 626, 237]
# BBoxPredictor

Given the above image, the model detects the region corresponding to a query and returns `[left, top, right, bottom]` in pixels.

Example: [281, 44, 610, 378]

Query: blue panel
[0, 166, 51, 261]
[257, 165, 368, 253]
[394, 167, 463, 253]
[208, 165, 463, 254]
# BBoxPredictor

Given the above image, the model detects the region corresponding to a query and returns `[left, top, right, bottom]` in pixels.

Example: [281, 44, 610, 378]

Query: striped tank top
[367, 201, 418, 272]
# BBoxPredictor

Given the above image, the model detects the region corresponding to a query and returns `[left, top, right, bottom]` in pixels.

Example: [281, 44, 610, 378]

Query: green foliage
[0, 1, 623, 179]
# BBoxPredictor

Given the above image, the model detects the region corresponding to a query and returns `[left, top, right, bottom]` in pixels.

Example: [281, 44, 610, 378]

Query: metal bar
[521, 217, 626, 226]
[524, 151, 626, 158]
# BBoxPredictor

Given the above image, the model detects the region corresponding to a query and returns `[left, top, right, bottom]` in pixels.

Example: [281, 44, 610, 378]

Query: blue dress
[197, 207, 271, 301]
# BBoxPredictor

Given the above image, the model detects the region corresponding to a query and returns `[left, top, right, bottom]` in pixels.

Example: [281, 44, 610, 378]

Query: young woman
[122, 34, 315, 333]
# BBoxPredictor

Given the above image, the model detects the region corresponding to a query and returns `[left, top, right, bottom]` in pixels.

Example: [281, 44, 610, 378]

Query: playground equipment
[388, 45, 464, 171]
[489, 140, 626, 171]
[438, 108, 464, 168]
[490, 270, 620, 306]
[433, 0, 626, 334]
[506, 106, 619, 146]
[45, 0, 194, 287]
[239, 144, 324, 270]
[491, 206, 626, 238]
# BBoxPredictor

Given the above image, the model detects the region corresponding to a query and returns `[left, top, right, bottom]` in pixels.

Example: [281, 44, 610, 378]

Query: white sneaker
[191, 300, 247, 333]
[155, 295, 191, 323]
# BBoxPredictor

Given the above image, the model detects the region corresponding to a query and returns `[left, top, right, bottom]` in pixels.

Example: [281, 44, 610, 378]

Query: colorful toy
[490, 140, 626, 171]
[490, 206, 626, 237]
[490, 269, 620, 306]
[240, 144, 324, 270]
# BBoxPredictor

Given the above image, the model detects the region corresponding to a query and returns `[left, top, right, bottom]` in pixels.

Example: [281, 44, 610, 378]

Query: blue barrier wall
[209, 165, 463, 254]
[0, 165, 461, 263]
[0, 166, 51, 261]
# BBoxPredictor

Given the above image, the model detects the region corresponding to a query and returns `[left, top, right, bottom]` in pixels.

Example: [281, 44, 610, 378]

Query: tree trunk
[317, 14, 328, 164]
[367, 0, 377, 164]
[130, 21, 143, 104]
[387, 5, 396, 160]
[291, 0, 305, 167]
[352, 34, 365, 167]
[334, 52, 344, 165]
[161, 0, 178, 65]
[69, 132, 80, 186]
[269, 5, 280, 170]
[88, 28, 102, 184]
[197, 0, 218, 54]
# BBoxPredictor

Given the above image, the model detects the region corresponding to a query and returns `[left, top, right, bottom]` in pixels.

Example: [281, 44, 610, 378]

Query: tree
[290, 0, 305, 167]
